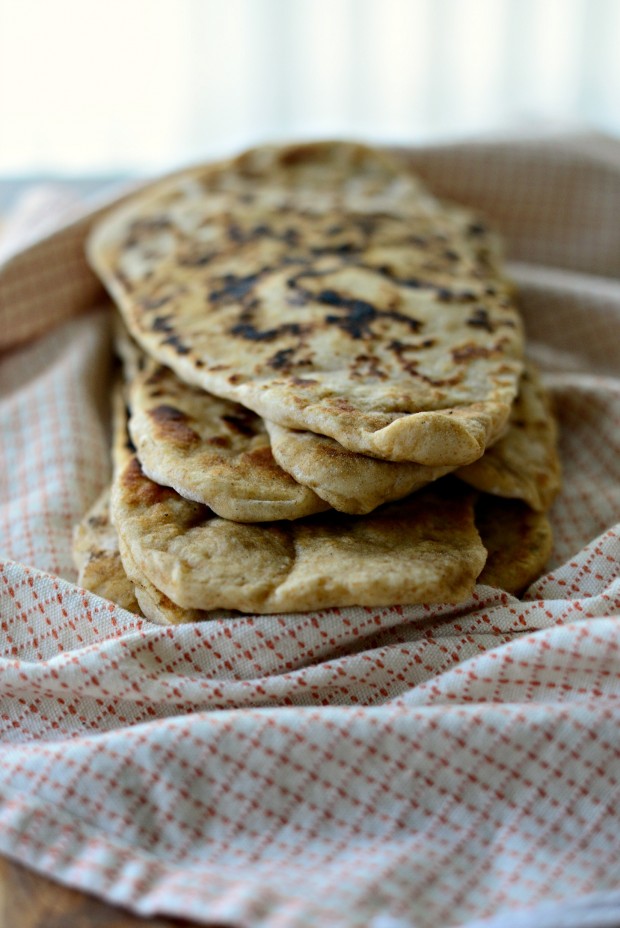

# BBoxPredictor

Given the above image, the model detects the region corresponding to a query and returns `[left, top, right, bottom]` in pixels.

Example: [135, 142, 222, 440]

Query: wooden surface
[0, 856, 195, 928]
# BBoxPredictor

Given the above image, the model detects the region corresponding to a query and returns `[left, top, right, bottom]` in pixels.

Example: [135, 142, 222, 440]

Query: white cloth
[1, 136, 619, 927]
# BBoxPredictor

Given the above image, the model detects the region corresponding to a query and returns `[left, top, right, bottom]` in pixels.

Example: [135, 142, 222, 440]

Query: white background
[1, 0, 619, 176]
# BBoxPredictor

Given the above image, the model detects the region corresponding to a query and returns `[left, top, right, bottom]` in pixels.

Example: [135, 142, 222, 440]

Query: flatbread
[72, 487, 141, 614]
[89, 141, 524, 466]
[115, 320, 329, 521]
[105, 382, 211, 623]
[456, 362, 561, 511]
[265, 361, 559, 515]
[117, 533, 211, 625]
[477, 497, 553, 595]
[110, 383, 487, 613]
[265, 419, 453, 514]
[73, 485, 201, 624]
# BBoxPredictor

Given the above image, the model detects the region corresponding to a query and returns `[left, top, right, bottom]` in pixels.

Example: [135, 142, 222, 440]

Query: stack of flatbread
[73, 142, 561, 623]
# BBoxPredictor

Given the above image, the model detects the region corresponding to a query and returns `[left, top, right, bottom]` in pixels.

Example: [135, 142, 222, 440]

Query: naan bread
[476, 497, 553, 595]
[265, 361, 558, 514]
[106, 382, 213, 623]
[117, 533, 210, 625]
[265, 419, 453, 514]
[73, 487, 141, 614]
[115, 319, 328, 521]
[456, 363, 561, 512]
[89, 141, 524, 466]
[73, 485, 203, 624]
[110, 383, 487, 613]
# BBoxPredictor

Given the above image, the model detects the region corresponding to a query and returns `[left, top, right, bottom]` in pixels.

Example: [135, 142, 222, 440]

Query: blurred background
[1, 0, 620, 204]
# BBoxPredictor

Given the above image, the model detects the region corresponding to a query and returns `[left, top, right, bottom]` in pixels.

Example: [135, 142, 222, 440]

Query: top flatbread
[88, 141, 524, 467]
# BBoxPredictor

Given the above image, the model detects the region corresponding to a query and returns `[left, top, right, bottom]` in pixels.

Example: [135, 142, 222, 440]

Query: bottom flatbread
[118, 534, 218, 625]
[76, 481, 552, 618]
[111, 383, 487, 613]
[457, 364, 561, 512]
[73, 484, 228, 624]
[477, 497, 553, 595]
[73, 487, 141, 614]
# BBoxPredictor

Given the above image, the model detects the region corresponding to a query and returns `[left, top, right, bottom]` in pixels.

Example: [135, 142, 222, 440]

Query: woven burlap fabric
[0, 136, 619, 928]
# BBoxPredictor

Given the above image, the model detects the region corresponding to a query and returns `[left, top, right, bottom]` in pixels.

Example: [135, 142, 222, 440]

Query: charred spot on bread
[148, 405, 200, 445]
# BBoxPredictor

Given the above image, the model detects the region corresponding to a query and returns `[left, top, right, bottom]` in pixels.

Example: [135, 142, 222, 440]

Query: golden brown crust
[116, 322, 329, 521]
[110, 386, 487, 613]
[265, 419, 452, 514]
[477, 497, 553, 595]
[117, 534, 212, 625]
[72, 487, 141, 614]
[457, 362, 561, 511]
[265, 362, 560, 515]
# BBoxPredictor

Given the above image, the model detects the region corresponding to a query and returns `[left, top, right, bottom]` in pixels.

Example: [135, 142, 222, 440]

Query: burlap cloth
[1, 136, 619, 928]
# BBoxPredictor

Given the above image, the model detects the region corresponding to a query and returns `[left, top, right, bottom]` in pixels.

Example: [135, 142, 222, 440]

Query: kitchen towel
[1, 135, 619, 928]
